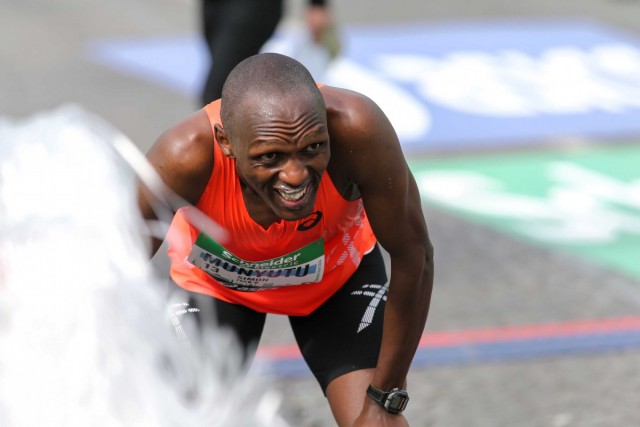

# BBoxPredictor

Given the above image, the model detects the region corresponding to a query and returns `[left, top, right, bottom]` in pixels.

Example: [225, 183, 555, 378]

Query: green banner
[410, 144, 640, 279]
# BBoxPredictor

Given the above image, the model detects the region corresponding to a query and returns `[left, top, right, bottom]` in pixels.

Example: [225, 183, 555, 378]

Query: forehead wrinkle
[253, 114, 325, 139]
[229, 91, 326, 147]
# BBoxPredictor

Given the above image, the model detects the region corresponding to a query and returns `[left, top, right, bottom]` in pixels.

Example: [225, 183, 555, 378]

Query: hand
[352, 398, 410, 427]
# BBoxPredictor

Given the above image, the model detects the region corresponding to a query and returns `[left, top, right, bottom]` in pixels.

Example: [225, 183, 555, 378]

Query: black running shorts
[168, 244, 388, 394]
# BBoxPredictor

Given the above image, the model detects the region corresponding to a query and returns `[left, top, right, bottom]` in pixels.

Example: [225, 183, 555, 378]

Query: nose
[279, 158, 309, 187]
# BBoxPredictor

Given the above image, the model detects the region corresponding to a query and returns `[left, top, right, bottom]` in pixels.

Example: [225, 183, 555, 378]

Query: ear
[214, 123, 235, 159]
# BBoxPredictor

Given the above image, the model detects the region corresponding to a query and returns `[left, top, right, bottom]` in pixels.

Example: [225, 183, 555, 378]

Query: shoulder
[321, 85, 398, 155]
[320, 85, 384, 139]
[320, 85, 402, 188]
[149, 109, 214, 172]
[146, 108, 215, 205]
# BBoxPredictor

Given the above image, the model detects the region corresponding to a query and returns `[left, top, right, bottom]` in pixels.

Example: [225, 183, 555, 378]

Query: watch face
[367, 385, 410, 414]
[385, 390, 409, 414]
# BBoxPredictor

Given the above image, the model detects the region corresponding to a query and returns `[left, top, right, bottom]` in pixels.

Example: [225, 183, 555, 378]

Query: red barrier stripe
[257, 316, 640, 360]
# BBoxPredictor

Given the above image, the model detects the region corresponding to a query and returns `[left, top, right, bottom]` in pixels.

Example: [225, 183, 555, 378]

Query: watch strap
[366, 384, 387, 404]
[366, 385, 409, 414]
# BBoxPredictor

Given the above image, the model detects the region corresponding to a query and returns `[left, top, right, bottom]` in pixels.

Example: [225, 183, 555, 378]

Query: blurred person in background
[200, 0, 335, 105]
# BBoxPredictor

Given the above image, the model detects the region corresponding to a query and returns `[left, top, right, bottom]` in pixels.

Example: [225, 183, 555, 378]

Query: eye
[305, 142, 324, 153]
[258, 152, 279, 162]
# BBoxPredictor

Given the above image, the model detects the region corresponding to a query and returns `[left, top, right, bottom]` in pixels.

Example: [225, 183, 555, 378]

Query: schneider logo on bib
[188, 233, 325, 291]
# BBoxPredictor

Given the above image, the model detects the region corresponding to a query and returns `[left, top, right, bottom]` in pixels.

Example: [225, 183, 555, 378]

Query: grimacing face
[219, 93, 330, 224]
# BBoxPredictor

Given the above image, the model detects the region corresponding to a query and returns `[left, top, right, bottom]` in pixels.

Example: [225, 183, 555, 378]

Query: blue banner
[89, 20, 640, 151]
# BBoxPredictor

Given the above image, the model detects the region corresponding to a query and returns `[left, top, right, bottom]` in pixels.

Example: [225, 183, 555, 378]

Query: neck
[240, 183, 281, 230]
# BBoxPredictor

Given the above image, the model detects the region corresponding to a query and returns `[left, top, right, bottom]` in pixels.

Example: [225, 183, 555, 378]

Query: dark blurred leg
[200, 0, 283, 105]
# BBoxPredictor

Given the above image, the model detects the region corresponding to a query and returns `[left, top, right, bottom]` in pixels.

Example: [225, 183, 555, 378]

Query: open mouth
[275, 183, 311, 208]
[277, 186, 307, 201]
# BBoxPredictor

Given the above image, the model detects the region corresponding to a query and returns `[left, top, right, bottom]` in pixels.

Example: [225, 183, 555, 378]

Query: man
[139, 53, 433, 427]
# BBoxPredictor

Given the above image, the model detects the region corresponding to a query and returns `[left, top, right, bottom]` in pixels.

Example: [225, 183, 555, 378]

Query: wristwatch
[366, 385, 410, 414]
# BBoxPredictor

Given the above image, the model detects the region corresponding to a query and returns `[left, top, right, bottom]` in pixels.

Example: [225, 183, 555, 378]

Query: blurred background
[2, 0, 640, 425]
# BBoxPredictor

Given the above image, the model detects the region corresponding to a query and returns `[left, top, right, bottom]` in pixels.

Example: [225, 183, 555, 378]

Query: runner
[138, 52, 434, 427]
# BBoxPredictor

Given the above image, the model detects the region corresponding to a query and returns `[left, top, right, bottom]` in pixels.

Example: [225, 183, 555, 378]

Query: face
[216, 92, 330, 223]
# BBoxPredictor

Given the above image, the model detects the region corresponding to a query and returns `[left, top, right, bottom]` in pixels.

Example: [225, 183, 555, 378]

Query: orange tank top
[166, 100, 377, 315]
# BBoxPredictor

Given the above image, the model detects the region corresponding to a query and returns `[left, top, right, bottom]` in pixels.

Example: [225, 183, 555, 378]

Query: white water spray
[0, 106, 288, 427]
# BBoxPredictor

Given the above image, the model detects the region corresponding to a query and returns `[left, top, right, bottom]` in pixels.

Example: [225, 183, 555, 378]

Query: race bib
[187, 233, 325, 291]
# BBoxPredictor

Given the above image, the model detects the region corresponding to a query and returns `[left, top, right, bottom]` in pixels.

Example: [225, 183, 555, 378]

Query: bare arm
[137, 109, 215, 255]
[325, 87, 434, 424]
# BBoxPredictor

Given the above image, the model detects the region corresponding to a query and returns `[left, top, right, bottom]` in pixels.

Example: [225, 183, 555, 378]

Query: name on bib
[187, 233, 325, 292]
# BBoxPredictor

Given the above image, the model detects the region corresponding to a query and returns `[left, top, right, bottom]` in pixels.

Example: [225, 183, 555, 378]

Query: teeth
[278, 186, 307, 202]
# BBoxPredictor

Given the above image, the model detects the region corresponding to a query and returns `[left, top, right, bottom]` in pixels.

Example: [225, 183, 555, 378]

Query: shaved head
[219, 53, 325, 137]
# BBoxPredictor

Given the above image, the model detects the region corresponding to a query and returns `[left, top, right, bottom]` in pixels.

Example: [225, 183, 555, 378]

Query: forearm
[371, 246, 434, 390]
